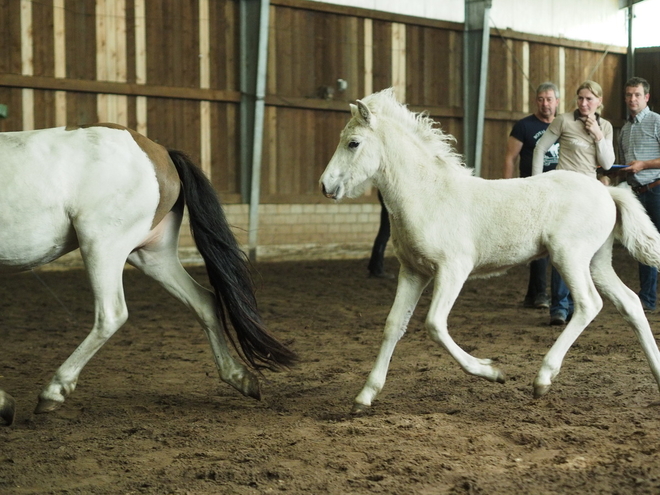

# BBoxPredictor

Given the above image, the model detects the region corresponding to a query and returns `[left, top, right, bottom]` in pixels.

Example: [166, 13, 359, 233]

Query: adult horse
[0, 123, 296, 426]
[320, 88, 660, 414]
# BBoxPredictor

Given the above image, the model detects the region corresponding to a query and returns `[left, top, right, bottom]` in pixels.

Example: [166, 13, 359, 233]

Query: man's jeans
[636, 186, 660, 310]
[551, 267, 573, 319]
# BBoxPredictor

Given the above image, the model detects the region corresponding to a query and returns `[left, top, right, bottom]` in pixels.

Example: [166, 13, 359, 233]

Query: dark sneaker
[524, 294, 550, 309]
[643, 303, 656, 313]
[550, 314, 566, 326]
[534, 294, 550, 309]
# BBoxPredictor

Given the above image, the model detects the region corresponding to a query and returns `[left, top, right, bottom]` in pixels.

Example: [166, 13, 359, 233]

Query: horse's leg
[0, 390, 16, 426]
[127, 212, 260, 400]
[425, 266, 506, 383]
[353, 267, 430, 413]
[36, 246, 130, 413]
[533, 252, 603, 398]
[590, 240, 660, 393]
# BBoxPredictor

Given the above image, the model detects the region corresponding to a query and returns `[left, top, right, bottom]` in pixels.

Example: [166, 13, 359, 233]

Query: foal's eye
[348, 141, 360, 150]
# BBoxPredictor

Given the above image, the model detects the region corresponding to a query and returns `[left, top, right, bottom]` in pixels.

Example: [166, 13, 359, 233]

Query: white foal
[320, 88, 660, 413]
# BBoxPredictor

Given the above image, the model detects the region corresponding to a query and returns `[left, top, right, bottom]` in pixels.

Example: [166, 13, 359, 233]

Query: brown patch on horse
[72, 123, 181, 229]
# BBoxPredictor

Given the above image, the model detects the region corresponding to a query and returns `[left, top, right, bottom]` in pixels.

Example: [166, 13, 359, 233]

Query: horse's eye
[348, 141, 360, 149]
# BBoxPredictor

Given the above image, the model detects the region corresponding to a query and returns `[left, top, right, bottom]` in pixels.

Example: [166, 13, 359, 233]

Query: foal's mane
[363, 88, 468, 173]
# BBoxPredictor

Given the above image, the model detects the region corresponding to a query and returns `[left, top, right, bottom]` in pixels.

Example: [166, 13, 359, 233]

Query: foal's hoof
[0, 391, 16, 426]
[351, 402, 370, 415]
[533, 383, 551, 399]
[493, 369, 506, 384]
[34, 397, 64, 414]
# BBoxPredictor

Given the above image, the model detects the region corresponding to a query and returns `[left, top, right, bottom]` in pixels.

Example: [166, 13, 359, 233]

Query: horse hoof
[246, 380, 262, 401]
[243, 373, 262, 401]
[0, 391, 16, 426]
[494, 369, 506, 384]
[533, 383, 551, 398]
[351, 402, 370, 415]
[226, 373, 262, 401]
[34, 398, 64, 414]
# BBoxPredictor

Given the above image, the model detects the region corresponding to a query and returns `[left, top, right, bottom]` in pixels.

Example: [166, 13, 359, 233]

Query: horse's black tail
[168, 149, 297, 371]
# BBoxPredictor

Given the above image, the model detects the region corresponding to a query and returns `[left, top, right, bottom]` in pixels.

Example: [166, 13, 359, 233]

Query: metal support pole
[240, 0, 270, 262]
[474, 3, 491, 177]
[464, 0, 492, 176]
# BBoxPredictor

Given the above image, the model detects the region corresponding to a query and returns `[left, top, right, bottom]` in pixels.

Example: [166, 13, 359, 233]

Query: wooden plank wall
[0, 0, 242, 201]
[263, 2, 465, 202]
[0, 0, 630, 199]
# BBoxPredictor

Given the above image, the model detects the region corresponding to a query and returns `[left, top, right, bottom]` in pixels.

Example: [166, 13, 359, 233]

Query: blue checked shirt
[619, 106, 660, 187]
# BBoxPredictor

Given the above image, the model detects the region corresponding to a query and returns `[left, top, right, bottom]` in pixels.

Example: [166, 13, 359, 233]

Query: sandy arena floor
[2, 246, 660, 494]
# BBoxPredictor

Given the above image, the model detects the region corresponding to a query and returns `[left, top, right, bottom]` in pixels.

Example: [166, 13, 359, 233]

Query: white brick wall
[178, 202, 389, 262]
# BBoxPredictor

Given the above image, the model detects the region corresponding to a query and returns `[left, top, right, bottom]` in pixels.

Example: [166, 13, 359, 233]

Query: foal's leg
[425, 266, 505, 383]
[533, 253, 602, 398]
[590, 242, 660, 393]
[353, 267, 430, 413]
[36, 244, 130, 413]
[127, 212, 261, 400]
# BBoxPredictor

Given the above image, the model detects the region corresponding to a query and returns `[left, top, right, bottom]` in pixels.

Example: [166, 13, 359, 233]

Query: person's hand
[622, 160, 646, 173]
[583, 116, 603, 141]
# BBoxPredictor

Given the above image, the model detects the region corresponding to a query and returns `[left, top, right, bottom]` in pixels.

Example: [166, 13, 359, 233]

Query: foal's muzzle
[321, 183, 336, 199]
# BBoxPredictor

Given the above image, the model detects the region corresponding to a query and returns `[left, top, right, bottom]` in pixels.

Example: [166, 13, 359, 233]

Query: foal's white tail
[610, 187, 660, 267]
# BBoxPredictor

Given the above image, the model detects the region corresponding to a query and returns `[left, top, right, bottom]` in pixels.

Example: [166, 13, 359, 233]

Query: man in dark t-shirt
[503, 82, 560, 309]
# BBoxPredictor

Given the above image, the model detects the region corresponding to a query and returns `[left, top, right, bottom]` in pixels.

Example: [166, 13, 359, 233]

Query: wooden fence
[0, 0, 242, 200]
[0, 0, 631, 190]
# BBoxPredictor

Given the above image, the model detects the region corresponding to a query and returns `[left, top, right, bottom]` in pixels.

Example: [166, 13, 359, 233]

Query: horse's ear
[355, 100, 374, 127]
[350, 103, 359, 119]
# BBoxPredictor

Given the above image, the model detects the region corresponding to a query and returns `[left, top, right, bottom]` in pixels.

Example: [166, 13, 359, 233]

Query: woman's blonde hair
[576, 80, 604, 114]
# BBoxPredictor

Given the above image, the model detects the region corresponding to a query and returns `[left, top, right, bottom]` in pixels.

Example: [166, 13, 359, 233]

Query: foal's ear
[354, 100, 374, 127]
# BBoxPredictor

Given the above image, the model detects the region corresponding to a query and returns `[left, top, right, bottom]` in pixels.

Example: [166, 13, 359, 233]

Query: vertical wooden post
[558, 47, 566, 114]
[54, 0, 67, 126]
[199, 0, 212, 178]
[521, 42, 529, 114]
[505, 39, 514, 112]
[96, 0, 107, 120]
[391, 23, 406, 103]
[96, 0, 127, 125]
[364, 18, 373, 97]
[135, 0, 147, 135]
[21, 0, 34, 130]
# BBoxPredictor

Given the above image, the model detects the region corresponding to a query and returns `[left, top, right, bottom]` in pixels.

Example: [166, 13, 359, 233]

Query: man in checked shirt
[620, 76, 660, 312]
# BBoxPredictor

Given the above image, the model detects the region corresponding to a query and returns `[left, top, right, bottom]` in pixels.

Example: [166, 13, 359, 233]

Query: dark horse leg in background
[368, 191, 392, 278]
[0, 390, 16, 426]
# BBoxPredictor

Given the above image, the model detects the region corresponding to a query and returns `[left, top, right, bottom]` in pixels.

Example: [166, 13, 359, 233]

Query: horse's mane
[362, 88, 469, 174]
